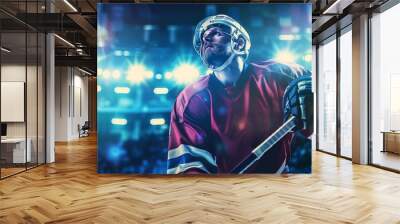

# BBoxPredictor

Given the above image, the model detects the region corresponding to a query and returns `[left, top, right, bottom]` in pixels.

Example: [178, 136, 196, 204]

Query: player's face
[200, 26, 232, 68]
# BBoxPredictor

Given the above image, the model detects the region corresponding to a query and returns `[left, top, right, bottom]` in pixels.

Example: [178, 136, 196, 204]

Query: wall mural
[97, 3, 313, 174]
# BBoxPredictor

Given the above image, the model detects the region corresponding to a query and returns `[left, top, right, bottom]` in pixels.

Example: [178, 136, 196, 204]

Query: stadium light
[153, 87, 169, 95]
[304, 54, 312, 62]
[126, 64, 153, 84]
[279, 34, 300, 41]
[275, 50, 297, 64]
[114, 87, 130, 94]
[150, 118, 165, 126]
[172, 64, 200, 84]
[114, 50, 123, 56]
[103, 69, 111, 79]
[111, 118, 127, 125]
[155, 74, 163, 80]
[145, 71, 154, 79]
[164, 72, 173, 79]
[112, 70, 121, 79]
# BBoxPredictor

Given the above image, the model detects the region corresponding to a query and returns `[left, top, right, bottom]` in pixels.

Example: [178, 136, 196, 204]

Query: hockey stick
[231, 116, 296, 174]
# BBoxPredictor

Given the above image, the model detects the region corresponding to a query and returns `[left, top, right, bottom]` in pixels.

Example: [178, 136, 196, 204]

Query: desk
[382, 131, 400, 154]
[1, 138, 31, 163]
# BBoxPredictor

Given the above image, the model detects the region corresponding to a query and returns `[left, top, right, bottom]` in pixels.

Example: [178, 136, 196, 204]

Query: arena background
[97, 3, 312, 174]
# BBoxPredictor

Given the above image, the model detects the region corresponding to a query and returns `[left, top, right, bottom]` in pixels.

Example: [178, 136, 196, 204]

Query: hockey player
[167, 15, 312, 174]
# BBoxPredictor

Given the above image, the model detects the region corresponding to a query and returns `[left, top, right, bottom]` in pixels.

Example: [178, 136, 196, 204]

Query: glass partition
[0, 1, 46, 179]
[371, 3, 400, 171]
[1, 30, 28, 177]
[27, 30, 38, 169]
[317, 36, 337, 154]
[339, 28, 352, 158]
[38, 32, 45, 165]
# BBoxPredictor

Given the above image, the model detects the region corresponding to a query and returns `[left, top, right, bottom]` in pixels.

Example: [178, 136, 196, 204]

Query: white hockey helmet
[193, 14, 251, 71]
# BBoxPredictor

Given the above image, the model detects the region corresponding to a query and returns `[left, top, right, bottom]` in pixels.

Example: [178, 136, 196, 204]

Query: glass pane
[371, 3, 400, 171]
[340, 30, 352, 158]
[0, 1, 46, 178]
[317, 38, 337, 154]
[26, 0, 39, 169]
[38, 32, 45, 165]
[1, 30, 27, 177]
[27, 31, 38, 169]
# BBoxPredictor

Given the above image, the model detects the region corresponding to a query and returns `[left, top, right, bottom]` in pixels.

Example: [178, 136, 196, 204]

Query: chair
[79, 121, 90, 138]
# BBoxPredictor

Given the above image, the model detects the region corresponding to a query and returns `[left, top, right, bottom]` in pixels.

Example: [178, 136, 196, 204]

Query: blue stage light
[108, 146, 125, 161]
[114, 87, 130, 94]
[111, 118, 128, 125]
[153, 87, 169, 95]
[150, 118, 165, 126]
[114, 50, 123, 56]
[155, 74, 163, 80]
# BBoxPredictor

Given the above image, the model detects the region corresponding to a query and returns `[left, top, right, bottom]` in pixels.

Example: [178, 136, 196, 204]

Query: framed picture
[97, 3, 313, 174]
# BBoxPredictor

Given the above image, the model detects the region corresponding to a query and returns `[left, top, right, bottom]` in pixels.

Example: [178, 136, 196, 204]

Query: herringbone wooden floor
[1, 135, 400, 224]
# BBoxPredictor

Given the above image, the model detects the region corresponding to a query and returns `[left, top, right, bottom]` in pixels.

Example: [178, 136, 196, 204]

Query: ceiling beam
[67, 13, 97, 46]
[55, 55, 96, 70]
[322, 0, 356, 14]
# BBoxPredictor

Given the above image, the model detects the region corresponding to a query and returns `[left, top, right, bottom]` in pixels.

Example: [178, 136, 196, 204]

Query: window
[371, 2, 400, 171]
[339, 29, 352, 158]
[317, 37, 337, 154]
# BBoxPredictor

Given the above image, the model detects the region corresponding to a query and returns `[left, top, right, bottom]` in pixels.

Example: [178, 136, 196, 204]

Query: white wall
[55, 67, 89, 141]
[1, 65, 40, 138]
[55, 66, 69, 141]
[1, 64, 46, 164]
[1, 64, 26, 81]
[1, 65, 26, 139]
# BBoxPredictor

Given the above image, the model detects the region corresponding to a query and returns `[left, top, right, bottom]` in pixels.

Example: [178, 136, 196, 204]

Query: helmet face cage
[193, 15, 251, 60]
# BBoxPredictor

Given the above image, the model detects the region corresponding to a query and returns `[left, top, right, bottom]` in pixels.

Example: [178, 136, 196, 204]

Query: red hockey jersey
[167, 60, 309, 174]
